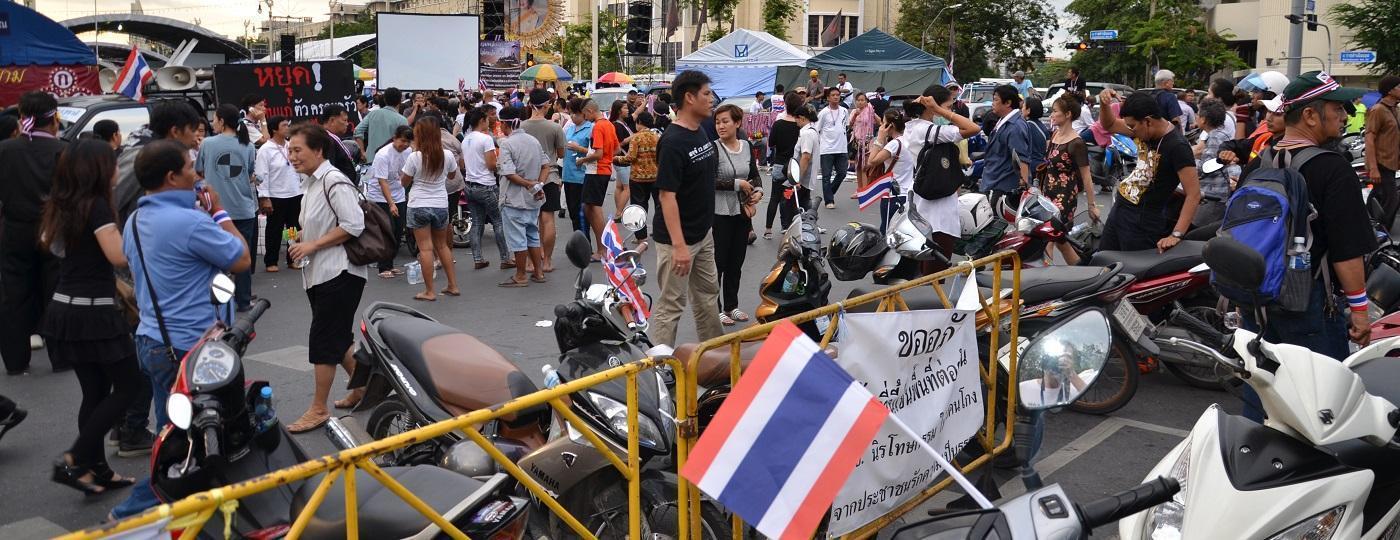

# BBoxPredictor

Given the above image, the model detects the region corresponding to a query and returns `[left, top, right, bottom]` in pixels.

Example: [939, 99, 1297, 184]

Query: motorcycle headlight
[1146, 442, 1191, 540]
[189, 341, 238, 388]
[1265, 506, 1346, 540]
[585, 391, 663, 450]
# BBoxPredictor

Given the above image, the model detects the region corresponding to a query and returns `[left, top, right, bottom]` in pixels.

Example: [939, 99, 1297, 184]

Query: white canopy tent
[676, 29, 810, 100]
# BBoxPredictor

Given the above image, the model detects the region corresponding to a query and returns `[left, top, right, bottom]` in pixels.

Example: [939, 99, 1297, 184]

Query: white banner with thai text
[827, 308, 983, 536]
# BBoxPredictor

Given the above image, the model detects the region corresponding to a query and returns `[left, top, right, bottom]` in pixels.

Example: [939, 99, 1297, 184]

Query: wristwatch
[1170, 231, 1184, 239]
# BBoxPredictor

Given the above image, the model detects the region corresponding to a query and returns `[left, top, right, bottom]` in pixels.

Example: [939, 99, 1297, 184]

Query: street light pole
[1286, 0, 1304, 77]
[329, 0, 336, 59]
[920, 3, 962, 51]
[592, 0, 599, 83]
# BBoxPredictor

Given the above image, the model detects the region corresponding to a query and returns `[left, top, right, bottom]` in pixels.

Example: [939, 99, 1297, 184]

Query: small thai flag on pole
[113, 46, 154, 103]
[854, 174, 894, 211]
[681, 321, 889, 539]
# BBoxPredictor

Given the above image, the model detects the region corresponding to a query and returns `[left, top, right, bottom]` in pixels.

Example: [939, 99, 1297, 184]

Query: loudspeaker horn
[99, 68, 118, 92]
[156, 66, 196, 91]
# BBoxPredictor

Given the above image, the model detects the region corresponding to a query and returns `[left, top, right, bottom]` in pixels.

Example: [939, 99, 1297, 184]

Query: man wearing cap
[1365, 75, 1400, 227]
[806, 70, 824, 99]
[1238, 72, 1375, 421]
[1011, 71, 1034, 99]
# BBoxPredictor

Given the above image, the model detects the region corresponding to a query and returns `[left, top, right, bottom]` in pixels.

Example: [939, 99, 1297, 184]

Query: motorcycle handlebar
[1078, 476, 1180, 530]
[202, 425, 221, 463]
[227, 298, 271, 351]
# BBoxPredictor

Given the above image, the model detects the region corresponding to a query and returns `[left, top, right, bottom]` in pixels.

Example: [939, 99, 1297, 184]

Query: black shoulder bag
[130, 210, 181, 364]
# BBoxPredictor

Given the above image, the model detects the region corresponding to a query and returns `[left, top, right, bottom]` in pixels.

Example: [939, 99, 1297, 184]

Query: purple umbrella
[1363, 91, 1382, 108]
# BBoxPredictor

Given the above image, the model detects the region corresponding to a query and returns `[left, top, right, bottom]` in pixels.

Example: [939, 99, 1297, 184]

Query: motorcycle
[754, 209, 832, 341]
[1086, 132, 1138, 194]
[1118, 236, 1400, 540]
[895, 309, 1186, 539]
[451, 192, 473, 248]
[153, 278, 529, 539]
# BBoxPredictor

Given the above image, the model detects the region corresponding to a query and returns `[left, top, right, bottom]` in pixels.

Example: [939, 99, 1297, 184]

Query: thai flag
[854, 174, 893, 211]
[113, 46, 154, 103]
[681, 321, 889, 539]
[600, 219, 650, 324]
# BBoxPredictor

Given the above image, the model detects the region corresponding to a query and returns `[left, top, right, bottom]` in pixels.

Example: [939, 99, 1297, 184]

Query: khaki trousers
[650, 233, 725, 347]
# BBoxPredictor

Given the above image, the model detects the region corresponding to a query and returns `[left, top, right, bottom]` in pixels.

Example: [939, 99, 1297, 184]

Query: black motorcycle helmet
[827, 223, 886, 281]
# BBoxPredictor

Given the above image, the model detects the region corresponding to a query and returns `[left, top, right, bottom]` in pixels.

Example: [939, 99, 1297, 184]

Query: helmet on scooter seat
[828, 223, 886, 281]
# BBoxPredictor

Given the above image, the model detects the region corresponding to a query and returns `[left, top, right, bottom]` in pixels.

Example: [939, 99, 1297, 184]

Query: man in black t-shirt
[0, 92, 64, 375]
[1095, 91, 1202, 252]
[650, 70, 724, 347]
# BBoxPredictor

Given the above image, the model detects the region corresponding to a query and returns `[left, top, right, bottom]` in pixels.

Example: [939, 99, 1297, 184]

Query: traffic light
[1103, 40, 1126, 53]
[1284, 13, 1318, 31]
[1306, 13, 1318, 31]
[1066, 42, 1089, 51]
[625, 1, 652, 55]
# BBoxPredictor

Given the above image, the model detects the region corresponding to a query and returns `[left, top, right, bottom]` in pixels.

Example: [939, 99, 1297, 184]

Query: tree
[1065, 0, 1243, 88]
[1332, 0, 1400, 75]
[894, 0, 1059, 82]
[315, 12, 377, 40]
[538, 11, 626, 78]
[1034, 59, 1073, 86]
[762, 0, 800, 41]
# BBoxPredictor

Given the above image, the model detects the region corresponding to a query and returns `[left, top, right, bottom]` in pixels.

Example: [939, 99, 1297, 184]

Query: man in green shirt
[354, 87, 409, 163]
[1348, 97, 1368, 133]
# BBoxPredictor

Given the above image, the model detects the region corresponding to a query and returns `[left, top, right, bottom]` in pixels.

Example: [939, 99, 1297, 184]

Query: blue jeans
[820, 153, 849, 205]
[112, 335, 187, 519]
[465, 183, 510, 263]
[233, 219, 257, 310]
[1240, 283, 1349, 422]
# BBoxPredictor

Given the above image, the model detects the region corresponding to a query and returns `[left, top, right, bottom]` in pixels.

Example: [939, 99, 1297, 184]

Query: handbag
[114, 277, 139, 328]
[320, 171, 395, 266]
[864, 138, 901, 181]
[716, 140, 759, 218]
[130, 210, 180, 365]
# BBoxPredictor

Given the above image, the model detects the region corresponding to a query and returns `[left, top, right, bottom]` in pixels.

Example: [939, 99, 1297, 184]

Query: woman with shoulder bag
[39, 140, 141, 495]
[285, 123, 369, 433]
[712, 104, 763, 326]
[864, 110, 910, 234]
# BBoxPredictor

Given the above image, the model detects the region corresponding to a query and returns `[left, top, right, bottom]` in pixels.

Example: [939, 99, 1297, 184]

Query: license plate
[1114, 300, 1150, 341]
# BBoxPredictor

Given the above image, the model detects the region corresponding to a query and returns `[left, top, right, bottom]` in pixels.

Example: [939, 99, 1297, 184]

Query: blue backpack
[1213, 147, 1329, 312]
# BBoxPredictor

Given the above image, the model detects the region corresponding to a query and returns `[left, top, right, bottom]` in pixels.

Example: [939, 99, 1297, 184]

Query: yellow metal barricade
[60, 357, 687, 540]
[675, 251, 1023, 539]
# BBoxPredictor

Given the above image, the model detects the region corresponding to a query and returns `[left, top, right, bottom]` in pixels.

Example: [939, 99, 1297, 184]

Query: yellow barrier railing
[675, 250, 1022, 539]
[60, 356, 687, 540]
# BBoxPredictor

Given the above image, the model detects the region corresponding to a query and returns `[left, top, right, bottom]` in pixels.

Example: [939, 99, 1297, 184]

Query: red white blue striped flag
[600, 218, 649, 324]
[681, 321, 889, 539]
[854, 174, 894, 211]
[113, 46, 154, 103]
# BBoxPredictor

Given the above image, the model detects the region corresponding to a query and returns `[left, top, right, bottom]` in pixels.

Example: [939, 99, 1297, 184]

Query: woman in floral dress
[1038, 95, 1099, 265]
[847, 92, 878, 192]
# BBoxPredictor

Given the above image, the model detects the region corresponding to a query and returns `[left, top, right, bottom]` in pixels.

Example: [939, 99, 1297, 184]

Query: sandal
[729, 309, 751, 322]
[474, 261, 490, 270]
[0, 406, 26, 443]
[378, 271, 397, 279]
[501, 261, 517, 270]
[333, 388, 366, 410]
[266, 265, 280, 273]
[413, 293, 437, 302]
[719, 311, 736, 326]
[90, 463, 135, 490]
[763, 230, 773, 240]
[391, 268, 405, 276]
[286, 412, 330, 433]
[52, 458, 106, 496]
[498, 279, 529, 288]
[440, 288, 461, 296]
[530, 275, 547, 283]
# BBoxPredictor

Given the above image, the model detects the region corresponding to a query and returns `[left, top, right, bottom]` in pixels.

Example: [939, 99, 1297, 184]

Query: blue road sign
[1089, 30, 1119, 41]
[1306, 0, 1315, 12]
[1340, 50, 1377, 63]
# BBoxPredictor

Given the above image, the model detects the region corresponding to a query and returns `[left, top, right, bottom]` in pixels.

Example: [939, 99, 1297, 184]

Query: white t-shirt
[882, 138, 914, 193]
[254, 139, 302, 199]
[797, 124, 821, 188]
[401, 148, 458, 209]
[462, 131, 498, 186]
[901, 118, 966, 238]
[369, 144, 410, 203]
[1071, 104, 1094, 134]
[816, 106, 849, 155]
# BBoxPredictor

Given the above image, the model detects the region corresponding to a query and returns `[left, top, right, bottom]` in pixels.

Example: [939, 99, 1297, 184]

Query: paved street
[0, 182, 1242, 538]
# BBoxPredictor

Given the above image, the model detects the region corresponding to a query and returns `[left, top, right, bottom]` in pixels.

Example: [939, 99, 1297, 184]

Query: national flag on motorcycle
[681, 321, 889, 540]
[113, 46, 154, 103]
[600, 218, 650, 324]
[854, 173, 893, 211]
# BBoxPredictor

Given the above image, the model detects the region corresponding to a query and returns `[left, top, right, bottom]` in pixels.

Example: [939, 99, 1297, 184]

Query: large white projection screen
[377, 13, 479, 90]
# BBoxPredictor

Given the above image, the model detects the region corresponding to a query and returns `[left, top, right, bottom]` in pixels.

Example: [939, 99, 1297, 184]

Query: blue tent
[676, 29, 811, 100]
[1, 2, 95, 66]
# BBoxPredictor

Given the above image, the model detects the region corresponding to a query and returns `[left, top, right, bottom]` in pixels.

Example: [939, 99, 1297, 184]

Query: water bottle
[541, 364, 561, 389]
[782, 270, 803, 294]
[1289, 237, 1310, 271]
[252, 386, 276, 433]
[405, 261, 423, 284]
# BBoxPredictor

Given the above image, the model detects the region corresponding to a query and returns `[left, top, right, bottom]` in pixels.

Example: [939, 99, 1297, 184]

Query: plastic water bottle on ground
[405, 261, 423, 284]
[541, 364, 561, 389]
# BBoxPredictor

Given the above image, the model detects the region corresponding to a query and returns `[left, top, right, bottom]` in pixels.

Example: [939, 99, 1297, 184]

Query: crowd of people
[0, 60, 1394, 524]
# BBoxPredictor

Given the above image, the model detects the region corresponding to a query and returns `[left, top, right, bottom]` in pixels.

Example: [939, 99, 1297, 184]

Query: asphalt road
[0, 180, 1242, 539]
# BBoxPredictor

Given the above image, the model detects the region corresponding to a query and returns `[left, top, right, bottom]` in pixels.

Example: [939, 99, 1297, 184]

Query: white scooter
[1119, 237, 1400, 540]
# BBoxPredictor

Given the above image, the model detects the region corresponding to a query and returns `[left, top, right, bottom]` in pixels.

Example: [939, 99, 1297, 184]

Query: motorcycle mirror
[1201, 158, 1225, 175]
[167, 392, 194, 430]
[1016, 309, 1112, 411]
[621, 205, 648, 232]
[210, 274, 235, 305]
[1204, 237, 1265, 293]
[565, 231, 593, 269]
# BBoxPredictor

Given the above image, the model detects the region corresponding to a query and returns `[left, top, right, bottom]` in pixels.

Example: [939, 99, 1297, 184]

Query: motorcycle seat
[676, 341, 765, 388]
[976, 265, 1117, 305]
[292, 465, 487, 540]
[376, 317, 540, 418]
[1088, 240, 1206, 280]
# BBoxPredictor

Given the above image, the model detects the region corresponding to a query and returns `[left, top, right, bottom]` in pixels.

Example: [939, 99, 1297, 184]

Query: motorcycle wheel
[451, 210, 473, 248]
[365, 400, 437, 466]
[1161, 307, 1233, 390]
[1068, 340, 1139, 415]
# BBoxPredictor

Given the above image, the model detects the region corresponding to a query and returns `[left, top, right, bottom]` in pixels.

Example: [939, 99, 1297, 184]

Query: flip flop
[333, 390, 365, 409]
[378, 271, 396, 279]
[391, 268, 406, 276]
[498, 279, 529, 288]
[266, 266, 280, 273]
[441, 288, 461, 296]
[413, 293, 437, 302]
[286, 413, 329, 433]
[530, 275, 547, 283]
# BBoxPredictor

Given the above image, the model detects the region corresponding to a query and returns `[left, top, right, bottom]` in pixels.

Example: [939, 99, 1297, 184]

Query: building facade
[1208, 0, 1371, 83]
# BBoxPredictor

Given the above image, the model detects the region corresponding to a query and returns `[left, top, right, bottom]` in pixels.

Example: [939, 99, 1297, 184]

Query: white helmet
[958, 193, 994, 237]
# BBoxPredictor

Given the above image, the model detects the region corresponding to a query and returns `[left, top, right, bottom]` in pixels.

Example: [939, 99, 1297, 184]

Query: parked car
[591, 86, 638, 119]
[2, 94, 206, 141]
[1045, 81, 1135, 99]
